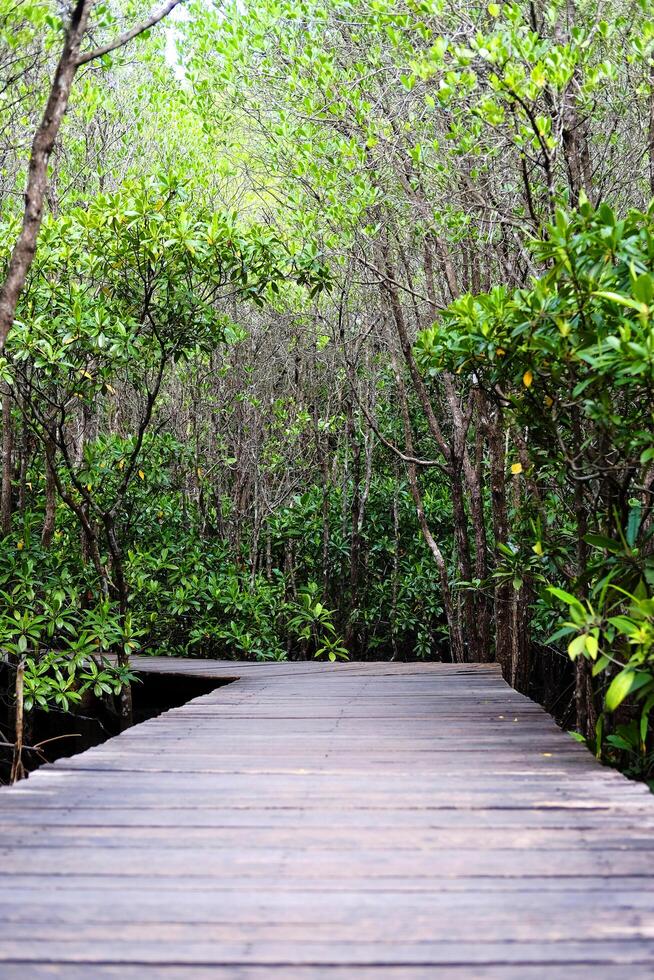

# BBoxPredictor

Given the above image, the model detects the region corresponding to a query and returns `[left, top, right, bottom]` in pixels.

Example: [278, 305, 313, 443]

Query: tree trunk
[104, 515, 133, 730]
[41, 437, 57, 548]
[0, 0, 94, 350]
[321, 455, 330, 596]
[390, 461, 401, 660]
[10, 662, 26, 784]
[17, 400, 29, 514]
[0, 0, 184, 348]
[392, 351, 465, 662]
[487, 407, 513, 678]
[464, 394, 492, 661]
[1, 386, 12, 535]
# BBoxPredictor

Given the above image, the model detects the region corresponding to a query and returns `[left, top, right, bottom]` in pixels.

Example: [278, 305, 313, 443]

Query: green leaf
[606, 734, 634, 751]
[585, 634, 599, 659]
[605, 670, 651, 712]
[548, 586, 584, 608]
[609, 615, 639, 636]
[568, 634, 587, 660]
[593, 290, 648, 312]
[592, 654, 611, 677]
[640, 694, 654, 747]
[547, 625, 577, 644]
[595, 714, 604, 758]
[584, 533, 622, 554]
[627, 502, 641, 548]
[632, 273, 653, 305]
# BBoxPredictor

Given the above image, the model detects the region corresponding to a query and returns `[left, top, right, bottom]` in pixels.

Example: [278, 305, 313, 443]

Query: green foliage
[8, 0, 654, 794]
[127, 540, 289, 661]
[0, 558, 138, 713]
[418, 201, 654, 764]
[6, 173, 330, 379]
[0, 175, 332, 704]
[550, 577, 654, 779]
[0, 431, 452, 681]
[286, 586, 349, 662]
[417, 199, 654, 474]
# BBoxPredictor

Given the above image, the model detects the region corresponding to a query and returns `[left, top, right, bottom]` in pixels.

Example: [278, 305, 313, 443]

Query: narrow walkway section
[0, 659, 653, 978]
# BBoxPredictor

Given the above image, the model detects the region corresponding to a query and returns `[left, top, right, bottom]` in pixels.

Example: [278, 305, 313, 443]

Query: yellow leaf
[496, 348, 506, 356]
[523, 369, 533, 388]
[87, 483, 92, 491]
[138, 470, 145, 480]
[532, 541, 543, 556]
[585, 634, 599, 659]
[16, 540, 23, 551]
[511, 462, 523, 475]
[118, 459, 125, 470]
[544, 395, 554, 407]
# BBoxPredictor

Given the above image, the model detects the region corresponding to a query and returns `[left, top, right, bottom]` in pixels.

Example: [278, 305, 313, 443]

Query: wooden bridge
[0, 658, 653, 977]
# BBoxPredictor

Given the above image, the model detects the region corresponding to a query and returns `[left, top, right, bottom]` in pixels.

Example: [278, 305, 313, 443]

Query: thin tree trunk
[0, 0, 93, 349]
[41, 437, 57, 548]
[487, 407, 513, 678]
[1, 386, 12, 535]
[571, 408, 596, 738]
[464, 406, 492, 661]
[17, 399, 29, 514]
[321, 456, 330, 595]
[10, 662, 26, 784]
[390, 349, 465, 663]
[390, 461, 400, 661]
[104, 515, 133, 731]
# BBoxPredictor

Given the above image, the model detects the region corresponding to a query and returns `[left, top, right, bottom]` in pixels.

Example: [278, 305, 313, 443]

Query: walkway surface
[0, 659, 653, 978]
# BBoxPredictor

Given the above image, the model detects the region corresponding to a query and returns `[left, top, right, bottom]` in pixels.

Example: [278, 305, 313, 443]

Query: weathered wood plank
[0, 968, 649, 980]
[0, 658, 653, 973]
[0, 937, 653, 966]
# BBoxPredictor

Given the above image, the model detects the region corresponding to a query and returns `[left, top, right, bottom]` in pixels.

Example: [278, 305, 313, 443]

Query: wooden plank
[0, 937, 653, 966]
[0, 968, 649, 980]
[0, 658, 653, 973]
[2, 825, 653, 850]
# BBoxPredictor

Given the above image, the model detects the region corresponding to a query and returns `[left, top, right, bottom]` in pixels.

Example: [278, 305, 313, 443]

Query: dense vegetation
[2, 0, 654, 781]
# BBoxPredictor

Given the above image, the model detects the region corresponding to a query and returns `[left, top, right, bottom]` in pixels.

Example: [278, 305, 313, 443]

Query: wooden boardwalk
[0, 659, 654, 977]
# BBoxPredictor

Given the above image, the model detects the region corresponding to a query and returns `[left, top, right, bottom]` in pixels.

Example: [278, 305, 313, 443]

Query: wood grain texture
[0, 658, 653, 977]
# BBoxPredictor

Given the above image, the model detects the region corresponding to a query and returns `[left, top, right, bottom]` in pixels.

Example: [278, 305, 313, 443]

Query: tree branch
[76, 0, 186, 66]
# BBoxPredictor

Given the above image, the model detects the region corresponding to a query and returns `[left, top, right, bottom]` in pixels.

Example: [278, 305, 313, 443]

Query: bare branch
[76, 0, 186, 67]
